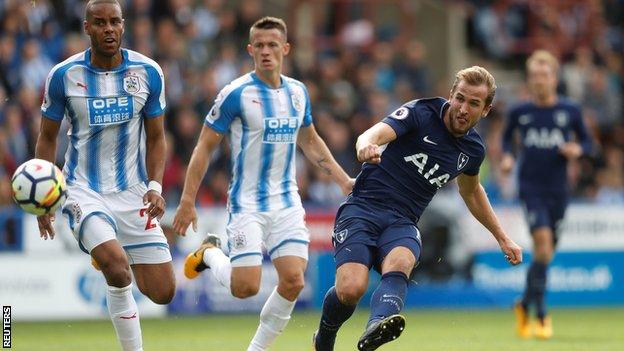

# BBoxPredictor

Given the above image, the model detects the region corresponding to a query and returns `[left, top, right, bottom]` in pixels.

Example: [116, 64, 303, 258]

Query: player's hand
[143, 190, 165, 221]
[341, 178, 356, 195]
[559, 142, 582, 160]
[172, 200, 198, 236]
[357, 144, 381, 164]
[37, 213, 56, 240]
[499, 237, 522, 265]
[499, 154, 515, 176]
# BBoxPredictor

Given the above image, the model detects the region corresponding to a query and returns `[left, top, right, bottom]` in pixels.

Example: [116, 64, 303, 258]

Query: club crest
[554, 111, 568, 127]
[291, 93, 303, 112]
[333, 229, 348, 244]
[232, 232, 246, 249]
[123, 75, 141, 94]
[457, 152, 469, 170]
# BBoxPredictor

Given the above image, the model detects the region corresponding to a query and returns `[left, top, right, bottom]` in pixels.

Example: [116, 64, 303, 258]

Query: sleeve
[501, 106, 518, 154]
[571, 105, 593, 155]
[40, 68, 66, 121]
[301, 85, 313, 127]
[381, 103, 420, 138]
[463, 152, 486, 176]
[204, 86, 241, 134]
[143, 65, 166, 118]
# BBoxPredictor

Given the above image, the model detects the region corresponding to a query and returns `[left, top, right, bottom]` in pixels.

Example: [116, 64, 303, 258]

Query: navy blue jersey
[502, 98, 592, 195]
[351, 97, 486, 222]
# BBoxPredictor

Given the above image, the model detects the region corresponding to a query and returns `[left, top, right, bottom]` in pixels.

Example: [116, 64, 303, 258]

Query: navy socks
[367, 271, 409, 328]
[315, 287, 357, 351]
[522, 261, 548, 318]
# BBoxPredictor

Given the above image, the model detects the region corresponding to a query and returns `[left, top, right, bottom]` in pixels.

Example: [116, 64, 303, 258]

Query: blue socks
[367, 271, 409, 328]
[522, 261, 548, 319]
[315, 287, 357, 351]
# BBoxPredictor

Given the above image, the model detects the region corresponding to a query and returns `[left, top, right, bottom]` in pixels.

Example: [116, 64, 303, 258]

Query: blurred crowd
[1, 0, 623, 219]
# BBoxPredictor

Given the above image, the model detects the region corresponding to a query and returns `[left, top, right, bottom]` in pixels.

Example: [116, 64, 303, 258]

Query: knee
[98, 255, 131, 286]
[143, 286, 175, 305]
[384, 254, 416, 274]
[278, 272, 305, 298]
[534, 249, 553, 264]
[231, 282, 260, 299]
[336, 280, 366, 305]
[533, 243, 554, 264]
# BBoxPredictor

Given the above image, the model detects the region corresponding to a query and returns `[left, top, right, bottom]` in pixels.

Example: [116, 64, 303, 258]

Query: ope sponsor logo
[89, 96, 129, 109]
[263, 117, 298, 144]
[87, 97, 133, 126]
[2, 306, 10, 348]
[265, 117, 298, 129]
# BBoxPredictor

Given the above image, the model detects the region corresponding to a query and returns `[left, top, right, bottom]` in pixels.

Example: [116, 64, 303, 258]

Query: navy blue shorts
[332, 197, 422, 273]
[520, 193, 568, 244]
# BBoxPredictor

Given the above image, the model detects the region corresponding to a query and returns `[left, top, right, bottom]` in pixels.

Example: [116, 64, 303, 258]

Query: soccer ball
[11, 158, 67, 216]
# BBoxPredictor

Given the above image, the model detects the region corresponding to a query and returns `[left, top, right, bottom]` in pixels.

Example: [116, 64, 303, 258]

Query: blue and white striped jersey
[205, 72, 312, 213]
[41, 48, 166, 194]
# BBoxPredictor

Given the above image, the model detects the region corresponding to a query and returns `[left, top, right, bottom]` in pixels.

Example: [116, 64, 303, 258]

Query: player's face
[447, 80, 492, 136]
[247, 28, 290, 74]
[84, 3, 124, 57]
[527, 62, 557, 99]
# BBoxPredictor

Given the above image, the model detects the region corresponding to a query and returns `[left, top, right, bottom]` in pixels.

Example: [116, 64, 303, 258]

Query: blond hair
[526, 50, 559, 74]
[250, 16, 288, 42]
[451, 66, 497, 106]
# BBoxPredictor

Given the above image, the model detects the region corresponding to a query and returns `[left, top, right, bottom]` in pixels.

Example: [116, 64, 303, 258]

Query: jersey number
[404, 153, 450, 189]
[139, 208, 157, 230]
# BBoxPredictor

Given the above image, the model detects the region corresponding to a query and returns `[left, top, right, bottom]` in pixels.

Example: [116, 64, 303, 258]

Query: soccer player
[313, 66, 523, 351]
[172, 17, 354, 351]
[501, 50, 592, 339]
[36, 1, 174, 350]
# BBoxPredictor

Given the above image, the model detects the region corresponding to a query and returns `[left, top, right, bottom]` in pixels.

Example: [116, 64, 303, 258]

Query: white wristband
[147, 180, 162, 195]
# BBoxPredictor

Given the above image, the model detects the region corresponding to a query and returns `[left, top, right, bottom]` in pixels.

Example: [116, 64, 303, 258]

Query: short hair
[249, 16, 287, 42]
[526, 50, 559, 74]
[450, 66, 497, 106]
[85, 0, 122, 20]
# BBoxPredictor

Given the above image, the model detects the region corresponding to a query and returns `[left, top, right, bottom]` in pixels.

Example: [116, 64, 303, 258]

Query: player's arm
[297, 125, 354, 195]
[457, 173, 522, 265]
[35, 117, 61, 164]
[144, 115, 167, 220]
[173, 125, 224, 235]
[355, 122, 397, 164]
[500, 111, 517, 175]
[34, 117, 62, 240]
[559, 107, 593, 160]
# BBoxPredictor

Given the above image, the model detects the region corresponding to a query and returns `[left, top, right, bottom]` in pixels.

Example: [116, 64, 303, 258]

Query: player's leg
[185, 212, 264, 297]
[315, 261, 370, 351]
[357, 222, 420, 351]
[533, 196, 566, 339]
[368, 247, 416, 324]
[247, 255, 306, 351]
[530, 226, 554, 339]
[315, 201, 378, 351]
[108, 183, 176, 305]
[248, 207, 309, 351]
[87, 220, 143, 351]
[62, 186, 143, 351]
[131, 263, 175, 304]
[516, 196, 549, 338]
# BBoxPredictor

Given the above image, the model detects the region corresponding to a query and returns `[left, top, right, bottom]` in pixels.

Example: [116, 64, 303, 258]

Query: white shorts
[227, 206, 309, 267]
[61, 183, 171, 265]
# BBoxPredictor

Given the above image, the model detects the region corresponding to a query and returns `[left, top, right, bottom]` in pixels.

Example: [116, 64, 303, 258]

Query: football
[11, 158, 67, 216]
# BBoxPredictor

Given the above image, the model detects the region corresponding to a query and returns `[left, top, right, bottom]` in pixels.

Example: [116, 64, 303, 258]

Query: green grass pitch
[11, 308, 624, 350]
